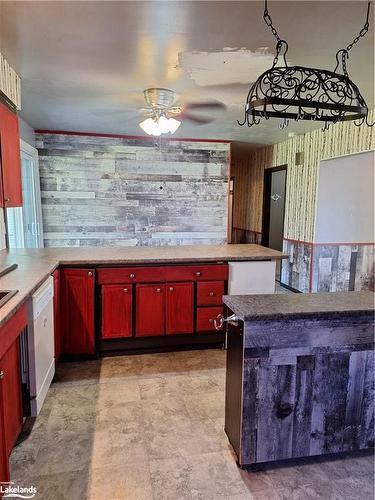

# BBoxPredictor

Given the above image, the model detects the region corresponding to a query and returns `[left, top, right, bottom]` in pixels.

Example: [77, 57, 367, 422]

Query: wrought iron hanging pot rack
[239, 0, 374, 130]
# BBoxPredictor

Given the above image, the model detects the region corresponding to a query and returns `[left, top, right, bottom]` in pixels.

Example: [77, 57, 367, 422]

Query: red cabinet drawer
[101, 285, 133, 339]
[136, 284, 165, 337]
[196, 307, 223, 333]
[165, 264, 228, 282]
[197, 281, 225, 306]
[166, 282, 194, 335]
[97, 267, 164, 284]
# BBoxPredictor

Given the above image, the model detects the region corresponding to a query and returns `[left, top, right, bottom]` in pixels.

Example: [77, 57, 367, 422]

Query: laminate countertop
[223, 290, 375, 322]
[0, 244, 287, 327]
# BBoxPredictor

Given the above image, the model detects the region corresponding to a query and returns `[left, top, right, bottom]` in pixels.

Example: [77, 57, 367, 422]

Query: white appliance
[28, 276, 55, 416]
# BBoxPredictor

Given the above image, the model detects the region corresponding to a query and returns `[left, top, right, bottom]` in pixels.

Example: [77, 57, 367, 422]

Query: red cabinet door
[52, 269, 61, 361]
[61, 268, 95, 355]
[0, 339, 23, 455]
[166, 282, 194, 335]
[0, 101, 22, 207]
[101, 285, 133, 339]
[136, 284, 165, 337]
[0, 381, 9, 484]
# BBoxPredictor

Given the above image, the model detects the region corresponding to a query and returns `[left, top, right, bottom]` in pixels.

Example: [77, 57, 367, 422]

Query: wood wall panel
[36, 133, 230, 247]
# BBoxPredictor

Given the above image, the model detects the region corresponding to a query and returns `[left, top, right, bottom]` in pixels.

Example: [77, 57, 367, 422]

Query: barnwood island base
[222, 291, 375, 467]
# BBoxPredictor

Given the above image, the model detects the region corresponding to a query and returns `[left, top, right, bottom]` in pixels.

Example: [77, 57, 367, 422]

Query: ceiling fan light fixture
[139, 116, 181, 136]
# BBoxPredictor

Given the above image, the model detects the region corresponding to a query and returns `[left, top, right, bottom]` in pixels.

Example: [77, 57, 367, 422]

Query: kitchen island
[222, 291, 374, 467]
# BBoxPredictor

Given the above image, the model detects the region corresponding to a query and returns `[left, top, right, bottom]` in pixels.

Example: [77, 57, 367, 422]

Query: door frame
[20, 139, 44, 248]
[261, 164, 287, 247]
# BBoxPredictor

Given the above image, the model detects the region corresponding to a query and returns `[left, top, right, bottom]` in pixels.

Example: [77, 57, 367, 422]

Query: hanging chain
[346, 1, 371, 52]
[263, 0, 281, 42]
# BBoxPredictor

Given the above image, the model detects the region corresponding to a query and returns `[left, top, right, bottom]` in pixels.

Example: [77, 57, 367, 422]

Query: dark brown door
[262, 165, 287, 251]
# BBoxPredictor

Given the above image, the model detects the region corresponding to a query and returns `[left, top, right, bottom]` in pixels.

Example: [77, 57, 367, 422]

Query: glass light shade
[139, 116, 181, 136]
[139, 118, 161, 136]
[167, 117, 181, 133]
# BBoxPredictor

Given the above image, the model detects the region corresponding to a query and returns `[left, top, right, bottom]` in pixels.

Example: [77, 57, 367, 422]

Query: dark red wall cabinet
[0, 101, 22, 207]
[101, 285, 133, 339]
[136, 284, 165, 337]
[0, 380, 9, 485]
[61, 268, 95, 355]
[166, 282, 194, 335]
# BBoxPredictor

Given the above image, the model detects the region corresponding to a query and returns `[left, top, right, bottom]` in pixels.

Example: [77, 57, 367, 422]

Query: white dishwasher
[28, 276, 55, 416]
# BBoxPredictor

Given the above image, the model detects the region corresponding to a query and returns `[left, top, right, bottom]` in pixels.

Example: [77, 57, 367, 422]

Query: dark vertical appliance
[262, 165, 287, 280]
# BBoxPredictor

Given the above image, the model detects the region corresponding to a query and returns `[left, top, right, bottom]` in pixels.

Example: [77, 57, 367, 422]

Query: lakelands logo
[0, 482, 37, 499]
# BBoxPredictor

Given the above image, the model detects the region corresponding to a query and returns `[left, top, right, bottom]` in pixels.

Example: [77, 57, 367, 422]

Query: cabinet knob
[209, 291, 214, 297]
[208, 318, 214, 323]
[123, 288, 128, 293]
[88, 271, 93, 277]
[169, 287, 174, 292]
[129, 273, 135, 279]
[4, 198, 10, 203]
[196, 271, 202, 277]
[156, 288, 162, 293]
[0, 371, 4, 380]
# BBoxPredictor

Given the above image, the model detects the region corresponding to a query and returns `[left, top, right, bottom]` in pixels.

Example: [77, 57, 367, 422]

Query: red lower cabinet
[0, 381, 9, 485]
[61, 268, 95, 355]
[101, 285, 132, 339]
[196, 307, 224, 333]
[166, 282, 194, 335]
[0, 339, 23, 455]
[136, 284, 165, 337]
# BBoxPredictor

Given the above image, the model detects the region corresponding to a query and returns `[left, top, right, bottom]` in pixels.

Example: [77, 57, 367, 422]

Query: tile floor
[10, 349, 374, 500]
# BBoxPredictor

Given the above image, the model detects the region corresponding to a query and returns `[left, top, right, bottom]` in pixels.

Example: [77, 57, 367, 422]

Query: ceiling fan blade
[183, 101, 227, 111]
[178, 112, 214, 125]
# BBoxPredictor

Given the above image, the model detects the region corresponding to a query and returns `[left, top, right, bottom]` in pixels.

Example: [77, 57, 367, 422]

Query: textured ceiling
[0, 1, 374, 145]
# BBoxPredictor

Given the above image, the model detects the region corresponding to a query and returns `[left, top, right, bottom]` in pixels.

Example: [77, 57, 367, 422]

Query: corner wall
[36, 132, 230, 247]
[232, 111, 375, 292]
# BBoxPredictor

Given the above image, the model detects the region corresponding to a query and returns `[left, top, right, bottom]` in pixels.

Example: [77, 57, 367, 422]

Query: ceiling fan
[138, 88, 226, 136]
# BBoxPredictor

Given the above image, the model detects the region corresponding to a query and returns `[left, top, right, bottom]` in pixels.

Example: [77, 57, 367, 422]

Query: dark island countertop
[223, 290, 375, 321]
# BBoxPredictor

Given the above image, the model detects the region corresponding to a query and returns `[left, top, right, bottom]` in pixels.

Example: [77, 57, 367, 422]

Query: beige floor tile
[9, 349, 375, 500]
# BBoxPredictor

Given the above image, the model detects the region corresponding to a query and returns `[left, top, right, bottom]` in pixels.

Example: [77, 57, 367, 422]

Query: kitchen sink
[0, 290, 18, 308]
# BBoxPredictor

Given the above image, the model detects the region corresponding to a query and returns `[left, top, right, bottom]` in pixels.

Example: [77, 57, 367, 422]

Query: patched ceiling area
[0, 1, 373, 145]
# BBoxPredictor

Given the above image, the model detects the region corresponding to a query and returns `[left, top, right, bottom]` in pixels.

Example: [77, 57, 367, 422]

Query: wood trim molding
[35, 129, 231, 144]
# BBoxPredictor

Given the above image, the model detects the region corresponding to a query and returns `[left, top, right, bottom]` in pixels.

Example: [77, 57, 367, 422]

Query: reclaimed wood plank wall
[36, 133, 230, 247]
[241, 315, 375, 465]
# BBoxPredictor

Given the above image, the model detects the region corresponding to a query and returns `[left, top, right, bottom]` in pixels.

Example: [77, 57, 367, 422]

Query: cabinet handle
[209, 291, 214, 296]
[0, 371, 4, 380]
[169, 287, 174, 292]
[88, 271, 93, 277]
[196, 272, 202, 277]
[123, 288, 128, 293]
[129, 273, 135, 279]
[156, 288, 162, 293]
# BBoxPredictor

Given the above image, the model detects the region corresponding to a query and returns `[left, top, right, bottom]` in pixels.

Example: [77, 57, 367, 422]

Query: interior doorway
[6, 140, 44, 248]
[262, 165, 287, 279]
